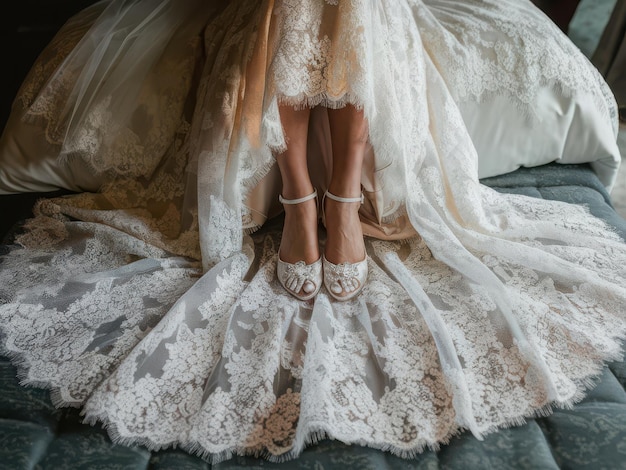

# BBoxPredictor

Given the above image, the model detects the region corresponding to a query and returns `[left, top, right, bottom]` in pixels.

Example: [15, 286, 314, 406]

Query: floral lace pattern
[418, 0, 617, 125]
[1, 0, 625, 463]
[17, 0, 209, 179]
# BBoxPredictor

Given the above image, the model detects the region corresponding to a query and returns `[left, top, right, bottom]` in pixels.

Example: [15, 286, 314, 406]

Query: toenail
[331, 283, 343, 294]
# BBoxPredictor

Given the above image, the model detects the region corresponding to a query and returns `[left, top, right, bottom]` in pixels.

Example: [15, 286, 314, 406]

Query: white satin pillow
[460, 85, 621, 191]
[0, 108, 108, 194]
[0, 0, 110, 195]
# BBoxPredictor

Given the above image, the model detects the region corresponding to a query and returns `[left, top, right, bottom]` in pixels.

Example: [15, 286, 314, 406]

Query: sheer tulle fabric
[1, 0, 625, 463]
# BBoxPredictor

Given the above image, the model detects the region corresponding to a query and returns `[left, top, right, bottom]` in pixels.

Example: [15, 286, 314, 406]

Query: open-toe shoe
[322, 190, 368, 301]
[277, 190, 322, 301]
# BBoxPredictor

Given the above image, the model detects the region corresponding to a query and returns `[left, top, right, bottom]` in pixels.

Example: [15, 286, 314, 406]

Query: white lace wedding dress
[1, 0, 625, 462]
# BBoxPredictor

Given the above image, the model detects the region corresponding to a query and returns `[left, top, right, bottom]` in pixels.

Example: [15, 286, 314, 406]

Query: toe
[331, 282, 343, 295]
[302, 280, 315, 294]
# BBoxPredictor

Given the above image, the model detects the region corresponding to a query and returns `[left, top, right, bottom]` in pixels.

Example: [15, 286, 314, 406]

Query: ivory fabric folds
[0, 0, 625, 462]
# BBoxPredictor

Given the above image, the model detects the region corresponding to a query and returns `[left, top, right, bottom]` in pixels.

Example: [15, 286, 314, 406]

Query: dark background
[0, 0, 98, 129]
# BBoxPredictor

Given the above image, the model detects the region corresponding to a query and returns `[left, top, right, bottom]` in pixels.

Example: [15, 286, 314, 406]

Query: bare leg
[276, 105, 319, 265]
[325, 104, 368, 264]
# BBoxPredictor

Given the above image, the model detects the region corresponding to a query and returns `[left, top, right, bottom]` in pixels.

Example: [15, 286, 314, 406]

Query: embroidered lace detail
[322, 256, 367, 298]
[16, 1, 206, 179]
[15, 5, 103, 112]
[417, 0, 617, 123]
[278, 259, 321, 293]
[2, 219, 625, 461]
[325, 260, 358, 280]
[1, 0, 625, 464]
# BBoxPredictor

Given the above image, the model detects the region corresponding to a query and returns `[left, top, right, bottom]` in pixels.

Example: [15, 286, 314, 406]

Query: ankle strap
[279, 189, 318, 205]
[324, 190, 364, 204]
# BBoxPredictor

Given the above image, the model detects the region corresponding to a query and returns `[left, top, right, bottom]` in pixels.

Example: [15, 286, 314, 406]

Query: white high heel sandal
[322, 190, 368, 301]
[277, 189, 323, 301]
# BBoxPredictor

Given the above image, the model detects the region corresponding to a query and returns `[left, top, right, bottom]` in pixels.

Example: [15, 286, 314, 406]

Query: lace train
[0, 0, 625, 462]
[1, 211, 625, 461]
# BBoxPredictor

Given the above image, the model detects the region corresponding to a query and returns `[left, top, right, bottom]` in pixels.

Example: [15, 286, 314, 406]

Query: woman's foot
[322, 190, 368, 300]
[277, 189, 322, 300]
[279, 191, 320, 265]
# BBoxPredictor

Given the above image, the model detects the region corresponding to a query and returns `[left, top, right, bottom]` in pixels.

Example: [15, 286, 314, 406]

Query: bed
[1, 1, 625, 469]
